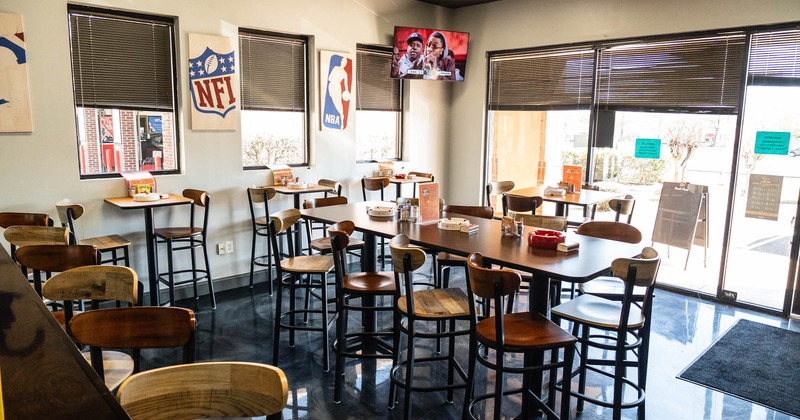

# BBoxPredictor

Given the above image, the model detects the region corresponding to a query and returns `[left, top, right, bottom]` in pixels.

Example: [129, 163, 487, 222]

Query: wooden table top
[510, 186, 620, 207]
[301, 201, 642, 283]
[0, 246, 129, 419]
[389, 176, 433, 184]
[270, 184, 334, 195]
[105, 194, 193, 210]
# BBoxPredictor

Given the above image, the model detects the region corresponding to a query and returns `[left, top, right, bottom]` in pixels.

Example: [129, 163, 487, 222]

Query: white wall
[446, 0, 800, 205]
[0, 0, 452, 293]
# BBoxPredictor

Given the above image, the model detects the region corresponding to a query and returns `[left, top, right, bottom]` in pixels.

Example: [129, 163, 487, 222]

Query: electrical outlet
[225, 240, 234, 254]
[217, 243, 226, 255]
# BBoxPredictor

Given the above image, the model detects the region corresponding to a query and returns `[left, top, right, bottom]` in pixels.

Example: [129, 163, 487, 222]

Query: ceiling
[415, 0, 501, 8]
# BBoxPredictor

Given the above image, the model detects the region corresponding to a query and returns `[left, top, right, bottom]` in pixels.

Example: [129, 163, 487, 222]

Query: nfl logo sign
[189, 47, 236, 118]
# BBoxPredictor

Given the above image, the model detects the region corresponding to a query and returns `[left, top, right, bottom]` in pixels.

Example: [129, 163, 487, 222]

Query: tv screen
[392, 26, 469, 82]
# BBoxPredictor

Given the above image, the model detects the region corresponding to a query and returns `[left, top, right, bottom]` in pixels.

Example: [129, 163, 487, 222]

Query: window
[355, 45, 402, 161]
[239, 30, 308, 168]
[486, 47, 595, 209]
[68, 5, 179, 178]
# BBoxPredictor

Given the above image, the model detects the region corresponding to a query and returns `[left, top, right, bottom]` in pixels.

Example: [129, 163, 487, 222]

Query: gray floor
[152, 263, 800, 420]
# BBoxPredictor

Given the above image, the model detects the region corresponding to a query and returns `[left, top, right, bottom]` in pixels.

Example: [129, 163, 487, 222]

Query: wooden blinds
[356, 46, 402, 112]
[488, 47, 596, 111]
[749, 29, 800, 85]
[239, 31, 307, 112]
[69, 8, 175, 111]
[597, 34, 747, 112]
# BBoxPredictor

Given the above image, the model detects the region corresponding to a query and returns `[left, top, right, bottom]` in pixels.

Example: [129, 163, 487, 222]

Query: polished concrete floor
[146, 264, 800, 420]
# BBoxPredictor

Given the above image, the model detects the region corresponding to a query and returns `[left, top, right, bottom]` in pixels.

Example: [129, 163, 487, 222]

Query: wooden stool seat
[79, 234, 131, 250]
[551, 293, 645, 329]
[278, 255, 333, 273]
[342, 271, 395, 294]
[397, 288, 470, 319]
[579, 276, 649, 301]
[309, 236, 365, 253]
[153, 226, 203, 238]
[475, 311, 576, 349]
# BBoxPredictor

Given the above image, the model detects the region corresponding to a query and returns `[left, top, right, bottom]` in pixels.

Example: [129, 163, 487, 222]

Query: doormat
[677, 318, 800, 417]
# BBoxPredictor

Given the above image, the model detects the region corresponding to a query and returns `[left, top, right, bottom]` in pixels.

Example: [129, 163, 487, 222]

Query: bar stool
[551, 247, 660, 420]
[361, 176, 392, 269]
[329, 223, 395, 403]
[270, 208, 335, 372]
[247, 186, 278, 293]
[388, 234, 470, 419]
[303, 196, 365, 263]
[609, 195, 636, 224]
[154, 188, 215, 309]
[55, 200, 131, 266]
[501, 193, 543, 216]
[464, 252, 576, 420]
[485, 180, 515, 215]
[407, 171, 433, 198]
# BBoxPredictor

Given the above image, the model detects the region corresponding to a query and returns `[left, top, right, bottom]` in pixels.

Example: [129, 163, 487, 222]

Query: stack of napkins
[556, 241, 579, 253]
[460, 223, 479, 234]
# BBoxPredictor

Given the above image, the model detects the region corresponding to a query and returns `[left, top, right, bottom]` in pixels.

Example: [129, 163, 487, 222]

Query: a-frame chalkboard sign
[651, 182, 709, 269]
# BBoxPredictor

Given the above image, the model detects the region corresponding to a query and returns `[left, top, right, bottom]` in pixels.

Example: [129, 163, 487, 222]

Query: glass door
[722, 85, 800, 312]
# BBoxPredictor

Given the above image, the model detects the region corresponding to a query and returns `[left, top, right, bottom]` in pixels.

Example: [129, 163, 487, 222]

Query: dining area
[1, 172, 660, 420]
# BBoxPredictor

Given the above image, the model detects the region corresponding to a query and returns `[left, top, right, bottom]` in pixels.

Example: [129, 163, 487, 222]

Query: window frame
[238, 28, 310, 170]
[355, 44, 403, 163]
[68, 4, 181, 179]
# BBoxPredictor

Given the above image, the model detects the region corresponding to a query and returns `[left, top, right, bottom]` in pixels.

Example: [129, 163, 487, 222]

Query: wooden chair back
[466, 253, 522, 300]
[318, 178, 343, 197]
[442, 205, 494, 220]
[608, 194, 636, 224]
[68, 306, 196, 378]
[116, 362, 288, 420]
[611, 247, 660, 289]
[501, 193, 543, 216]
[389, 234, 426, 274]
[247, 187, 277, 234]
[42, 265, 140, 326]
[361, 177, 390, 201]
[577, 221, 642, 244]
[14, 244, 98, 296]
[4, 226, 70, 247]
[513, 214, 568, 231]
[0, 212, 52, 229]
[55, 201, 85, 244]
[183, 189, 211, 233]
[304, 196, 348, 208]
[581, 184, 600, 191]
[485, 180, 515, 207]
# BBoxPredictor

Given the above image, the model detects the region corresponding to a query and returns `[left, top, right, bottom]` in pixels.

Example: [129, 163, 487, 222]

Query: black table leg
[143, 208, 159, 306]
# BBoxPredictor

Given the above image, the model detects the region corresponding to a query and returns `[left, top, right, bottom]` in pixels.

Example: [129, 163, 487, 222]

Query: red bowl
[394, 174, 406, 179]
[528, 229, 566, 249]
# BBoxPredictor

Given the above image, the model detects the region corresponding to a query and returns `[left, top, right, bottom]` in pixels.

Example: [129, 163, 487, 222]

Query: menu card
[562, 165, 583, 192]
[417, 182, 439, 223]
[269, 164, 294, 185]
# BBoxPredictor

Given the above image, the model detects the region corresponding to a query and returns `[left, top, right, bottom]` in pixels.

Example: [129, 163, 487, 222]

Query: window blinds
[69, 8, 175, 111]
[239, 31, 307, 112]
[356, 46, 402, 112]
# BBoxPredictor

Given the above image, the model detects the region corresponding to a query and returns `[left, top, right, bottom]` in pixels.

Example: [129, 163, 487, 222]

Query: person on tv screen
[423, 31, 456, 81]
[392, 32, 424, 79]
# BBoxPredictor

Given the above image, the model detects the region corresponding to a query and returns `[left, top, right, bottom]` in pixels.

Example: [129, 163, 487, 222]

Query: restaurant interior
[2, 0, 800, 419]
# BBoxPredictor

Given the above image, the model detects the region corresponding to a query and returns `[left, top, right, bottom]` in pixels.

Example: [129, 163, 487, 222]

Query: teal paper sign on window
[754, 131, 790, 155]
[635, 138, 661, 159]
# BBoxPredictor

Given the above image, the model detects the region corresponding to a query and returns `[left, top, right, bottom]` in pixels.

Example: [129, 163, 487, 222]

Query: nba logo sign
[189, 47, 237, 118]
[322, 53, 352, 130]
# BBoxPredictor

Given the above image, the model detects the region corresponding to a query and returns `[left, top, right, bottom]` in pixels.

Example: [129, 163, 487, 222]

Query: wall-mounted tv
[391, 26, 469, 82]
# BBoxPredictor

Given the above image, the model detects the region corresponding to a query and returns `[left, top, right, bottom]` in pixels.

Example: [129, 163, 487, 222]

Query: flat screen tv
[391, 26, 469, 82]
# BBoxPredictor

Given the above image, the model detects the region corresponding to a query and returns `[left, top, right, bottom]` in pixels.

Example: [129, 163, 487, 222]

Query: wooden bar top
[0, 246, 129, 419]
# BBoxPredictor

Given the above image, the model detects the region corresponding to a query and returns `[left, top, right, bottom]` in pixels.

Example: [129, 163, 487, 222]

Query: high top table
[509, 185, 620, 225]
[301, 201, 642, 316]
[106, 194, 193, 306]
[389, 175, 433, 199]
[0, 245, 130, 419]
